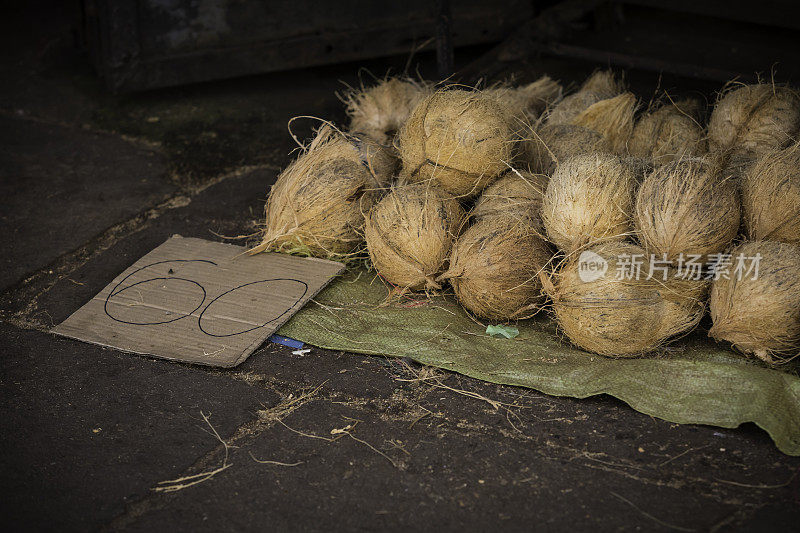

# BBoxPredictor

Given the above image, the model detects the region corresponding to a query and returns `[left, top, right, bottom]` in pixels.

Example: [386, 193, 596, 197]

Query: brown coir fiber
[364, 182, 465, 291]
[741, 143, 800, 245]
[343, 77, 428, 147]
[251, 126, 387, 260]
[708, 82, 800, 158]
[439, 217, 553, 320]
[634, 156, 741, 263]
[470, 170, 548, 235]
[544, 241, 706, 357]
[570, 92, 637, 154]
[486, 75, 562, 121]
[398, 89, 516, 198]
[709, 240, 800, 364]
[629, 98, 707, 165]
[522, 123, 611, 175]
[542, 152, 637, 253]
[545, 69, 624, 126]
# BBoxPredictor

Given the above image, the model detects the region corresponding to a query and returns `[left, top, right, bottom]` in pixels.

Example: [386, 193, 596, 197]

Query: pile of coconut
[252, 70, 800, 364]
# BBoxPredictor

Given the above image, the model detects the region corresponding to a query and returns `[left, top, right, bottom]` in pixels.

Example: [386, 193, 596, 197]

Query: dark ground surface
[2, 4, 800, 533]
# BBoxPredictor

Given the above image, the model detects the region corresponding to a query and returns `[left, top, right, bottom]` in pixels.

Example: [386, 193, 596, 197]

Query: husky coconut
[344, 77, 427, 148]
[629, 98, 707, 165]
[570, 92, 637, 154]
[708, 83, 800, 158]
[365, 182, 465, 291]
[523, 123, 611, 174]
[439, 217, 553, 320]
[741, 144, 800, 245]
[251, 126, 388, 260]
[709, 240, 800, 363]
[486, 75, 562, 121]
[471, 171, 548, 235]
[398, 89, 516, 197]
[545, 241, 706, 357]
[542, 152, 637, 253]
[546, 70, 624, 126]
[635, 156, 741, 263]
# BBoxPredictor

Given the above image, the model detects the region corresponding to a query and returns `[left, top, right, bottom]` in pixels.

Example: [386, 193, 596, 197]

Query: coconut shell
[398, 89, 516, 198]
[547, 241, 706, 357]
[741, 144, 800, 245]
[708, 83, 800, 158]
[251, 127, 385, 260]
[486, 75, 562, 121]
[709, 240, 800, 363]
[364, 182, 465, 291]
[542, 153, 637, 253]
[522, 123, 611, 174]
[634, 157, 741, 263]
[439, 217, 553, 320]
[629, 98, 707, 165]
[344, 78, 428, 147]
[470, 171, 548, 235]
[545, 69, 623, 125]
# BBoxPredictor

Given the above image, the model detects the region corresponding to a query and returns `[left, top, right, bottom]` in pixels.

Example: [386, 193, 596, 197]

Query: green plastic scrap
[485, 324, 519, 339]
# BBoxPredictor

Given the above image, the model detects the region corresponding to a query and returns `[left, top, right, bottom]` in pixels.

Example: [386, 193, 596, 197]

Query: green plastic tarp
[278, 269, 800, 456]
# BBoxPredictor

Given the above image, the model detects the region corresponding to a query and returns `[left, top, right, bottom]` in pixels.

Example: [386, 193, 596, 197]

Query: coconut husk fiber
[741, 143, 800, 245]
[623, 156, 655, 184]
[570, 92, 638, 154]
[629, 98, 707, 165]
[544, 241, 706, 358]
[470, 170, 548, 236]
[709, 240, 800, 364]
[486, 75, 562, 121]
[542, 152, 637, 253]
[521, 123, 611, 175]
[364, 182, 465, 291]
[398, 89, 517, 198]
[634, 156, 741, 264]
[438, 217, 554, 320]
[708, 82, 800, 159]
[545, 69, 624, 126]
[343, 77, 428, 148]
[250, 126, 388, 260]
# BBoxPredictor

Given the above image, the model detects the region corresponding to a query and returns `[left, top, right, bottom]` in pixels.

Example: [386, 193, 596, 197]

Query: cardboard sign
[52, 236, 344, 367]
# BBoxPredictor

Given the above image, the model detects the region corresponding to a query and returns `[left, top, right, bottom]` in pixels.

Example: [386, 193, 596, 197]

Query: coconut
[250, 126, 386, 260]
[629, 98, 707, 165]
[570, 92, 637, 154]
[486, 75, 562, 121]
[398, 89, 516, 197]
[364, 182, 465, 291]
[634, 156, 741, 263]
[542, 152, 637, 253]
[545, 241, 706, 357]
[623, 156, 654, 184]
[708, 83, 800, 158]
[438, 217, 553, 320]
[522, 123, 611, 174]
[709, 240, 800, 363]
[741, 144, 800, 245]
[344, 77, 428, 147]
[545, 69, 623, 126]
[470, 171, 548, 235]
